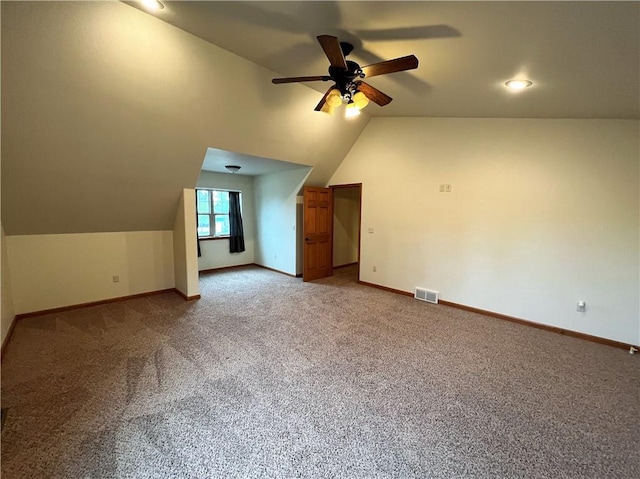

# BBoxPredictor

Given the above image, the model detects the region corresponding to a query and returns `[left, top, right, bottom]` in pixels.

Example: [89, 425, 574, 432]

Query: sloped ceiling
[128, 1, 639, 119]
[200, 148, 310, 177]
[3, 1, 638, 236]
[1, 1, 368, 235]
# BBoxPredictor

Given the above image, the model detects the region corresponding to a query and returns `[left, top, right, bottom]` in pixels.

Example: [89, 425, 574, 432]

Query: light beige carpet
[2, 265, 639, 478]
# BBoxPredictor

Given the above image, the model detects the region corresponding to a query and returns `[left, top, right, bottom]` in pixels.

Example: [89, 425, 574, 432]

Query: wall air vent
[415, 287, 439, 304]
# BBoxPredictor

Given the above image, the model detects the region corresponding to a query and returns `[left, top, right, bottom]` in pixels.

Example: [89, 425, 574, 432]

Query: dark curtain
[195, 191, 201, 257]
[229, 191, 245, 253]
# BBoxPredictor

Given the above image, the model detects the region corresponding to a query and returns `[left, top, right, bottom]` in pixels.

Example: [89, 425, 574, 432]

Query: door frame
[330, 183, 363, 282]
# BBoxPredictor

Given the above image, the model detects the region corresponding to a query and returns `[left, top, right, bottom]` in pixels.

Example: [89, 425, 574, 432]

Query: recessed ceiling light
[141, 0, 164, 12]
[505, 80, 533, 91]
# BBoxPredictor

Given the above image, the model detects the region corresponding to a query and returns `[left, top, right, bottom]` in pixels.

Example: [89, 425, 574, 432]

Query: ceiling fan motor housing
[328, 60, 363, 98]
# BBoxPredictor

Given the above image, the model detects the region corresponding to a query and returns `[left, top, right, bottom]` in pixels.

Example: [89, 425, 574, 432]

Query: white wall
[6, 231, 174, 315]
[330, 118, 640, 345]
[254, 168, 312, 276]
[173, 188, 199, 298]
[333, 187, 361, 267]
[196, 171, 255, 270]
[1, 225, 16, 345]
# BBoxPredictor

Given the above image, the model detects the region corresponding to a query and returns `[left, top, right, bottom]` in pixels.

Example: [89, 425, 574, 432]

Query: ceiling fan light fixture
[320, 102, 335, 115]
[345, 101, 360, 118]
[353, 91, 369, 110]
[505, 79, 533, 91]
[141, 0, 165, 11]
[225, 165, 241, 174]
[326, 89, 343, 107]
[272, 35, 415, 114]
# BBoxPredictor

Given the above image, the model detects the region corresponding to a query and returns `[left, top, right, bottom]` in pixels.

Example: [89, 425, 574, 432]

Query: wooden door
[303, 186, 333, 281]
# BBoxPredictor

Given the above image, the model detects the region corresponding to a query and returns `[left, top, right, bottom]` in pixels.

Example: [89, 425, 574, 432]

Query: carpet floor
[1, 265, 638, 478]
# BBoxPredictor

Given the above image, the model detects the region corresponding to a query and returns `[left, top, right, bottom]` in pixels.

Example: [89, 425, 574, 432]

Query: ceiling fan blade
[317, 35, 348, 70]
[272, 75, 331, 84]
[356, 81, 393, 106]
[361, 55, 419, 78]
[314, 86, 336, 111]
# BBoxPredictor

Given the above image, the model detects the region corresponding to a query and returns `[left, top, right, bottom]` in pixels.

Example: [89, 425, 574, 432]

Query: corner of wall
[173, 188, 200, 299]
[1, 224, 17, 352]
[254, 167, 312, 276]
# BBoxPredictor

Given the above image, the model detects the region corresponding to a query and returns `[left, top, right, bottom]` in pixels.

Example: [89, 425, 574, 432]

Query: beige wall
[6, 231, 174, 315]
[173, 189, 199, 298]
[196, 172, 255, 270]
[330, 118, 640, 345]
[1, 1, 368, 236]
[333, 187, 360, 267]
[1, 225, 16, 345]
[254, 168, 312, 276]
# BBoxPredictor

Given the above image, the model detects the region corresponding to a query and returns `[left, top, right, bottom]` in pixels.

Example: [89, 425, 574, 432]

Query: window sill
[198, 236, 230, 242]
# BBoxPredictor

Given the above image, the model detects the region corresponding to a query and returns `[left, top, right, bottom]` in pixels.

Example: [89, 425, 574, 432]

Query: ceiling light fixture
[326, 89, 343, 108]
[225, 165, 241, 174]
[320, 102, 335, 115]
[353, 91, 369, 110]
[505, 79, 533, 91]
[141, 0, 164, 12]
[319, 86, 369, 117]
[344, 100, 361, 118]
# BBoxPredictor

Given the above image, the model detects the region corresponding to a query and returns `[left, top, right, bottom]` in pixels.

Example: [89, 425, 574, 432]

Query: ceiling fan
[272, 35, 419, 116]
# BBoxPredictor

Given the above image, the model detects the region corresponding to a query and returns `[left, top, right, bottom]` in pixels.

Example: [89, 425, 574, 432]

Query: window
[196, 189, 236, 238]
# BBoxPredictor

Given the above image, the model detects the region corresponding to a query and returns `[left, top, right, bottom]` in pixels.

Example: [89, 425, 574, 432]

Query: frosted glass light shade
[345, 101, 360, 118]
[505, 79, 533, 90]
[141, 0, 164, 11]
[353, 91, 369, 109]
[320, 102, 335, 115]
[326, 89, 343, 107]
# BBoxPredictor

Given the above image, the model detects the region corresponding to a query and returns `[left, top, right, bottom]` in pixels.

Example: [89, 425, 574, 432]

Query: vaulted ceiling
[128, 1, 639, 119]
[1, 2, 367, 235]
[2, 1, 638, 236]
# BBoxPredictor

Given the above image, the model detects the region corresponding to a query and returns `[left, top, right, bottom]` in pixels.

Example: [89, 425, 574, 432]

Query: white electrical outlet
[112, 275, 120, 283]
[445, 184, 452, 192]
[439, 184, 445, 192]
[373, 266, 377, 272]
[368, 227, 374, 234]
[576, 301, 586, 312]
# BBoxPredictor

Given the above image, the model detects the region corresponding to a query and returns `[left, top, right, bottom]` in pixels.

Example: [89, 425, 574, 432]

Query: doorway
[331, 184, 362, 282]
